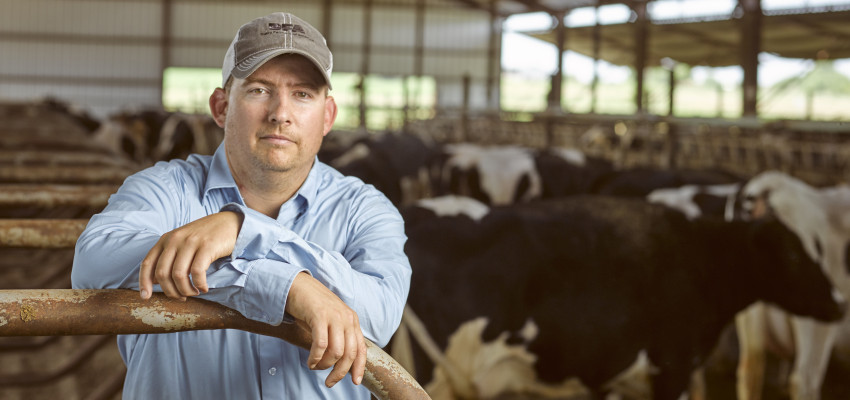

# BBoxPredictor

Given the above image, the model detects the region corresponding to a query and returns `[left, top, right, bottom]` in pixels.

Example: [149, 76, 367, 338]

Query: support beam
[159, 0, 172, 106]
[633, 0, 649, 114]
[740, 0, 762, 117]
[548, 12, 567, 113]
[486, 0, 502, 111]
[359, 0, 373, 131]
[591, 2, 602, 113]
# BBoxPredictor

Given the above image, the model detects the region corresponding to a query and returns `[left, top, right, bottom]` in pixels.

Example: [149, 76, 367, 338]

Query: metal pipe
[0, 166, 133, 184]
[0, 134, 115, 154]
[0, 289, 431, 400]
[0, 335, 113, 387]
[0, 150, 136, 168]
[0, 219, 88, 248]
[0, 184, 117, 207]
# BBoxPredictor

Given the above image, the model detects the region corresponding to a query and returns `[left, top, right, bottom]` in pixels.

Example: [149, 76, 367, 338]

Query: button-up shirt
[72, 143, 411, 399]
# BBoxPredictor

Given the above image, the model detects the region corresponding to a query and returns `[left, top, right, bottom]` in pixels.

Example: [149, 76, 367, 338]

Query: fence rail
[0, 289, 430, 400]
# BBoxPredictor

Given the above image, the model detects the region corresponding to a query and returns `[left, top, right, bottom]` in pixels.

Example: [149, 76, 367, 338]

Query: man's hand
[287, 272, 367, 388]
[139, 211, 243, 300]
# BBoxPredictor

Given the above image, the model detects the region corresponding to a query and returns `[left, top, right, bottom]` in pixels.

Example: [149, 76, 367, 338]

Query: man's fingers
[171, 247, 200, 297]
[322, 326, 350, 387]
[325, 328, 361, 388]
[190, 255, 210, 294]
[139, 243, 162, 300]
[308, 321, 329, 370]
[154, 247, 183, 299]
[350, 333, 367, 386]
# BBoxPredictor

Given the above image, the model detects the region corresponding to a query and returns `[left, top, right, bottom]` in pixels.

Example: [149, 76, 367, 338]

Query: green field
[163, 65, 850, 130]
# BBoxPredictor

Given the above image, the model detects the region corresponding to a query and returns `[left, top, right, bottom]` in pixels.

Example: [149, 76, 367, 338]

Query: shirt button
[268, 367, 277, 376]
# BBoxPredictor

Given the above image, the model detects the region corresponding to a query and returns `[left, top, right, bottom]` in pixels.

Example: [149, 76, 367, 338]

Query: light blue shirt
[71, 143, 411, 400]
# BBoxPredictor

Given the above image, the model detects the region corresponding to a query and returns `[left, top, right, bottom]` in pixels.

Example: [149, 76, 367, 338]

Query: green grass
[162, 67, 850, 129]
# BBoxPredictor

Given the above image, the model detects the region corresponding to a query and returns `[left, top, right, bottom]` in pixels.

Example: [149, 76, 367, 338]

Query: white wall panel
[0, 0, 501, 116]
[0, 42, 161, 79]
[424, 8, 491, 50]
[0, 0, 161, 36]
[424, 55, 490, 78]
[172, 2, 322, 41]
[371, 7, 416, 48]
[330, 6, 365, 48]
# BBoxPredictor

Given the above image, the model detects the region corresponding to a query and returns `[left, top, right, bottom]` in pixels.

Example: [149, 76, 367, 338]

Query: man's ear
[209, 88, 228, 128]
[323, 95, 338, 137]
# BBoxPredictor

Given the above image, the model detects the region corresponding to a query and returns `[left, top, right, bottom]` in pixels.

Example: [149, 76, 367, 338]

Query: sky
[502, 0, 850, 87]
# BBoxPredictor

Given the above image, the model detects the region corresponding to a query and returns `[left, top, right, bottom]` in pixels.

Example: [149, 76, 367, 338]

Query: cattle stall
[405, 113, 850, 187]
[0, 101, 136, 400]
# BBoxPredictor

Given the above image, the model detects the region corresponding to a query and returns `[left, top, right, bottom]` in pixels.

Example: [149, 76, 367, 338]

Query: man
[71, 12, 411, 400]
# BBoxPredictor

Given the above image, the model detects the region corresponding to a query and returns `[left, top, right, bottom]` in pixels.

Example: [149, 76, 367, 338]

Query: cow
[733, 171, 850, 400]
[437, 144, 616, 206]
[399, 195, 845, 400]
[589, 167, 743, 197]
[322, 131, 441, 206]
[646, 183, 740, 220]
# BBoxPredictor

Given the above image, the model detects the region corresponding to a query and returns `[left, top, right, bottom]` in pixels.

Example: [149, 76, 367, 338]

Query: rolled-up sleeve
[216, 199, 411, 346]
[72, 165, 181, 290]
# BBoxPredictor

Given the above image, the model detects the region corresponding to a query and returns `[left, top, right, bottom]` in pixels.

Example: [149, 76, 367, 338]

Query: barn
[1, 0, 850, 399]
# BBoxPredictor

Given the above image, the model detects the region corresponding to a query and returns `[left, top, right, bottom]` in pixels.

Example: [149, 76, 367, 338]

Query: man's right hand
[139, 211, 243, 300]
[286, 272, 368, 388]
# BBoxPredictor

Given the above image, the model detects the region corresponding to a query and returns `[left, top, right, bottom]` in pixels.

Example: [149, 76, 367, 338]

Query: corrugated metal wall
[0, 0, 499, 119]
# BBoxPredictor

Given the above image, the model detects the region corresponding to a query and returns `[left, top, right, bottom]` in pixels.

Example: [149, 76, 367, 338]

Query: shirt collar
[203, 142, 321, 209]
[203, 142, 239, 199]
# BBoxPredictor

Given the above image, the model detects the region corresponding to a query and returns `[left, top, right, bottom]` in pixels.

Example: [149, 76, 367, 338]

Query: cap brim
[231, 48, 333, 90]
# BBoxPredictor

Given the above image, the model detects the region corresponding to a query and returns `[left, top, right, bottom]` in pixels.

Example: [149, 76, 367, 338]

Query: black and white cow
[589, 167, 743, 197]
[399, 196, 845, 400]
[321, 131, 441, 206]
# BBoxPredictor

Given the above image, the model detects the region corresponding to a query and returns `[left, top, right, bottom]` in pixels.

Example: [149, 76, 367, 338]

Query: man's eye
[295, 91, 311, 98]
[249, 88, 267, 94]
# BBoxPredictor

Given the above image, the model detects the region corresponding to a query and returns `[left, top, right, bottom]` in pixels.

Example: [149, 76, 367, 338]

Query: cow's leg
[688, 367, 706, 400]
[736, 304, 768, 400]
[788, 318, 838, 400]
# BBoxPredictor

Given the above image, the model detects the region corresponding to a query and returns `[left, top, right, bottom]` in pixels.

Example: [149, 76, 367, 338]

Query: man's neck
[234, 166, 311, 219]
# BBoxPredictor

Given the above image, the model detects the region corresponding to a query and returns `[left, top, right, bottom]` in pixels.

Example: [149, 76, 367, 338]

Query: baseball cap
[222, 12, 333, 89]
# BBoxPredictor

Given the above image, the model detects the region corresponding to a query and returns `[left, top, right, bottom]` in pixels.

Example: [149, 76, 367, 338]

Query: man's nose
[268, 96, 291, 124]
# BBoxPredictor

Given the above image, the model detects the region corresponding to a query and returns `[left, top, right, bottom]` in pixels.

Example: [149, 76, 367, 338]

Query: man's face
[216, 54, 336, 183]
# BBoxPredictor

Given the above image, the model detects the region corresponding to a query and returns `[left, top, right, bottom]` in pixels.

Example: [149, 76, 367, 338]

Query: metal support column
[591, 2, 601, 113]
[547, 12, 567, 113]
[633, 1, 649, 114]
[740, 0, 762, 117]
[359, 0, 373, 131]
[159, 0, 172, 102]
[486, 0, 502, 111]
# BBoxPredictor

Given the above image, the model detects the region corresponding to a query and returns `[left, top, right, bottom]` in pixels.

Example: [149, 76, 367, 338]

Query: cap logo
[265, 22, 305, 35]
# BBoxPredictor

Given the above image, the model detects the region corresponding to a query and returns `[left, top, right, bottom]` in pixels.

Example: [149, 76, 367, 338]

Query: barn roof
[519, 5, 850, 67]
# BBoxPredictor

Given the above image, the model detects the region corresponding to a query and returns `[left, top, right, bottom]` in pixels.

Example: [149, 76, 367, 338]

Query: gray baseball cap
[222, 12, 333, 89]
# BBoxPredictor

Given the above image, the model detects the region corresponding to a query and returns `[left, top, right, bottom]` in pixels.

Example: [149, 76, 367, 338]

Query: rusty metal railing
[0, 166, 133, 184]
[0, 184, 117, 208]
[0, 289, 431, 400]
[0, 219, 88, 248]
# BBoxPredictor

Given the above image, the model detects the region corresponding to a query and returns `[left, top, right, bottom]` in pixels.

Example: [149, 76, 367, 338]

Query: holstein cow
[734, 171, 850, 400]
[646, 183, 740, 220]
[590, 167, 743, 197]
[438, 144, 615, 206]
[438, 144, 542, 205]
[322, 131, 441, 206]
[400, 195, 845, 400]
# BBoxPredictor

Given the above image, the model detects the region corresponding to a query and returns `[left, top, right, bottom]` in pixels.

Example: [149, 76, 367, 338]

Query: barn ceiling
[450, 0, 648, 16]
[519, 4, 850, 67]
